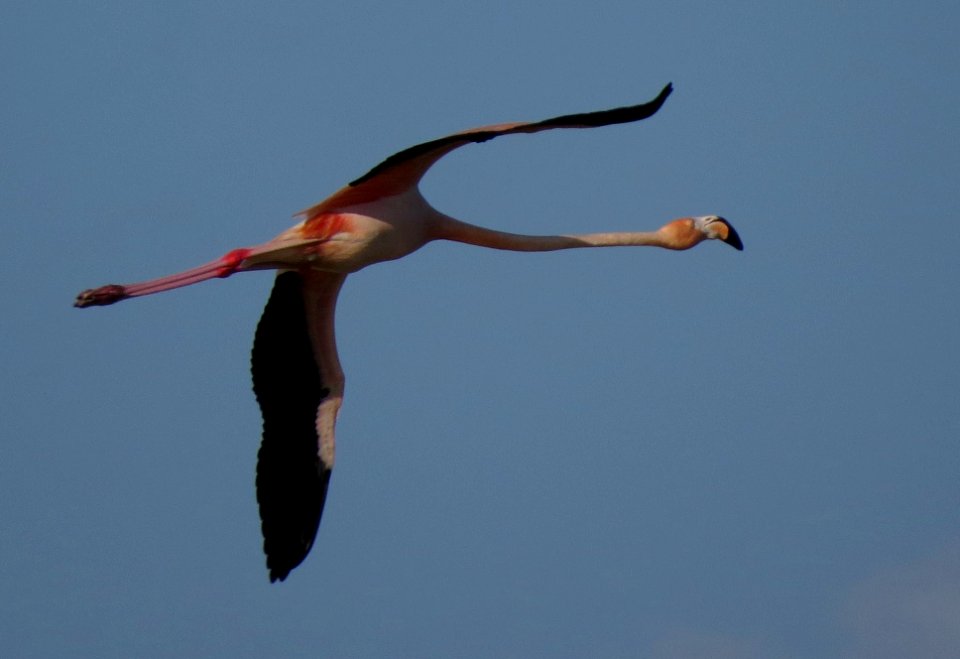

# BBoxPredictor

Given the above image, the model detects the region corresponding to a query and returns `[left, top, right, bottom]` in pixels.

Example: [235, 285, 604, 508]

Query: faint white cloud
[843, 541, 960, 659]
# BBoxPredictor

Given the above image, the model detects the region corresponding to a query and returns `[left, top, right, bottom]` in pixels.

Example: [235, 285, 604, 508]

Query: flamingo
[75, 82, 743, 582]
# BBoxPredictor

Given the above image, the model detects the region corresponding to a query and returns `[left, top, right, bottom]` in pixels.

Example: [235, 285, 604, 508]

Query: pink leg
[75, 248, 252, 308]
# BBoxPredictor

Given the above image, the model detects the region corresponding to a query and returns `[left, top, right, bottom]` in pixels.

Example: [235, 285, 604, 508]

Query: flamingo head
[656, 216, 743, 251]
[693, 215, 743, 250]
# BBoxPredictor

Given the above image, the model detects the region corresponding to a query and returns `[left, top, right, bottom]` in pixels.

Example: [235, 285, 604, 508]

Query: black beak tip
[722, 222, 744, 251]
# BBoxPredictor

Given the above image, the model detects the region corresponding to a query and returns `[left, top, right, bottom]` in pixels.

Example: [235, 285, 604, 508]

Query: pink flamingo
[76, 83, 742, 581]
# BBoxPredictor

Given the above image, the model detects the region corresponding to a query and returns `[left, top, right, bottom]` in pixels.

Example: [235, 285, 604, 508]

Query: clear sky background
[3, 2, 958, 657]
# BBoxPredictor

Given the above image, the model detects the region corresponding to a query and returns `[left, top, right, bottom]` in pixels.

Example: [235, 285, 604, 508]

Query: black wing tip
[264, 536, 320, 583]
[651, 82, 673, 112]
[263, 534, 316, 583]
[268, 556, 302, 582]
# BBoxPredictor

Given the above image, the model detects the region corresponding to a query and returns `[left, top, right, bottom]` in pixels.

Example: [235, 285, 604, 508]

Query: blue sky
[3, 2, 958, 657]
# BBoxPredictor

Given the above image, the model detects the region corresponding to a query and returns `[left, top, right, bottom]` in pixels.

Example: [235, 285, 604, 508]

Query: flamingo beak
[713, 217, 743, 251]
[721, 221, 744, 251]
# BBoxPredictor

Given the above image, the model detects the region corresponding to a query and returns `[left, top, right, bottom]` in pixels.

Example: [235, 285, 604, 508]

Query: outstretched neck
[431, 215, 689, 252]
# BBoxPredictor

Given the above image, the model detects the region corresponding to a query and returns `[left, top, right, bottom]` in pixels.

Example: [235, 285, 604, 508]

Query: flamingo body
[75, 83, 742, 581]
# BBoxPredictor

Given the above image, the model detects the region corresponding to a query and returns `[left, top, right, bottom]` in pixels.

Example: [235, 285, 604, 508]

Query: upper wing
[303, 82, 673, 215]
[252, 270, 346, 582]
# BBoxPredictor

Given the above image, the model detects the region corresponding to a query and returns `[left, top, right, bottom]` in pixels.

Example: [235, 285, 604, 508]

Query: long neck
[431, 215, 671, 252]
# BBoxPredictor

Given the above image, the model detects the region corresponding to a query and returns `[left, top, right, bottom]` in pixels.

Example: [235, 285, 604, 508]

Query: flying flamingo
[75, 82, 743, 582]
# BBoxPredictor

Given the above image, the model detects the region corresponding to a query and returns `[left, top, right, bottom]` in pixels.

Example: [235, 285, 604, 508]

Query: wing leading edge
[304, 83, 673, 215]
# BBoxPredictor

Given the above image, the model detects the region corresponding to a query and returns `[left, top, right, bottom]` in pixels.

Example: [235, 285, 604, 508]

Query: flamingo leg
[74, 248, 256, 307]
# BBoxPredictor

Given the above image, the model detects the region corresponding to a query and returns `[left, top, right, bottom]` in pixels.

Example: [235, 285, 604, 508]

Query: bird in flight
[75, 82, 742, 582]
